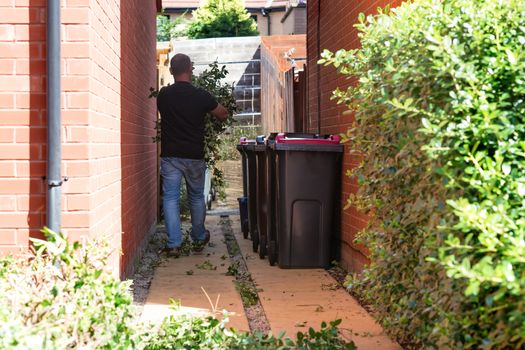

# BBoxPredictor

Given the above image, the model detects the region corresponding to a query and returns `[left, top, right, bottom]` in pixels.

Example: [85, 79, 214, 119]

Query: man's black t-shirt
[157, 82, 218, 159]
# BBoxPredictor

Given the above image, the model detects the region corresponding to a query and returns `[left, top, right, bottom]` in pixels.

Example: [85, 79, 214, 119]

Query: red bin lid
[274, 133, 341, 145]
[239, 137, 256, 145]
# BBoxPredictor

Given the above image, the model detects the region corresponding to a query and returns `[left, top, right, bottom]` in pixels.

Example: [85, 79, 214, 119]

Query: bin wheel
[252, 231, 259, 253]
[268, 241, 277, 266]
[259, 234, 267, 259]
[207, 196, 212, 210]
[243, 226, 249, 239]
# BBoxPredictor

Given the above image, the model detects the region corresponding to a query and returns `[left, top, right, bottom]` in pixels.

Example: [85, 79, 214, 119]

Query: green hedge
[0, 230, 140, 349]
[320, 0, 525, 348]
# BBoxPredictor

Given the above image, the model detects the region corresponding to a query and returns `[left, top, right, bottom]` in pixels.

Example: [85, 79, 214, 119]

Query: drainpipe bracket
[48, 176, 69, 188]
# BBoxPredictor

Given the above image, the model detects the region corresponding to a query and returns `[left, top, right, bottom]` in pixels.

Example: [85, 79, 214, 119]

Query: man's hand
[210, 104, 229, 122]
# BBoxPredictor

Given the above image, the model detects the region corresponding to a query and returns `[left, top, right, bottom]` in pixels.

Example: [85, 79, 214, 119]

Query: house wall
[306, 0, 401, 272]
[252, 11, 286, 36]
[281, 7, 306, 35]
[0, 0, 158, 278]
[119, 0, 158, 278]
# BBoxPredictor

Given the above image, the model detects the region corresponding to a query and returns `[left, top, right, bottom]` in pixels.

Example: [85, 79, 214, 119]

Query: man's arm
[210, 103, 229, 122]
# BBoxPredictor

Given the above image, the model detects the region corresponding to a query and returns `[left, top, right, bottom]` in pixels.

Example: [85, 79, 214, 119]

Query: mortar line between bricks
[219, 216, 271, 334]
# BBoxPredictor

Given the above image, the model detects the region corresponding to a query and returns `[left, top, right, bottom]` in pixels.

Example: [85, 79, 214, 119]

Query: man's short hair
[170, 53, 192, 76]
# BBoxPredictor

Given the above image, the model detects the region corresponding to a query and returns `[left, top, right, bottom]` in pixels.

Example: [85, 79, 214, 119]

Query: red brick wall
[0, 0, 158, 278]
[120, 0, 158, 278]
[87, 0, 123, 272]
[307, 0, 401, 272]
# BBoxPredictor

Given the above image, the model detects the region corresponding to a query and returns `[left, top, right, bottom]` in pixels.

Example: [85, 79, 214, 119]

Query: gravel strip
[220, 217, 271, 334]
[129, 226, 166, 313]
[130, 223, 191, 313]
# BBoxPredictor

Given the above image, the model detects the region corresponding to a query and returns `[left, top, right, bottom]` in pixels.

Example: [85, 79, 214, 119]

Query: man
[157, 53, 229, 257]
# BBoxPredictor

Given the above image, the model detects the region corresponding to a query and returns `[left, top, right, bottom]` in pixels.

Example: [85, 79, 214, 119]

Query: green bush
[156, 15, 173, 42]
[194, 62, 238, 192]
[187, 0, 258, 39]
[145, 312, 356, 350]
[0, 228, 140, 349]
[320, 0, 525, 348]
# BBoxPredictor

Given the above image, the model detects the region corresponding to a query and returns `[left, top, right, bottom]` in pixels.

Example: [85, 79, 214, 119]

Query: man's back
[157, 82, 218, 160]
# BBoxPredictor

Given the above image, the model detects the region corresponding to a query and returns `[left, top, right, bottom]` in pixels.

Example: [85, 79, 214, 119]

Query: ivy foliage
[319, 0, 525, 348]
[186, 0, 258, 39]
[193, 62, 237, 192]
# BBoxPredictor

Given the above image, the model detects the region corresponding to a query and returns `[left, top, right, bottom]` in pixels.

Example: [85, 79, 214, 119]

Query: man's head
[170, 53, 193, 81]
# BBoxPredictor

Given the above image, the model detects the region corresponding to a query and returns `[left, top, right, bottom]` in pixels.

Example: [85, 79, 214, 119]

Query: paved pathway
[140, 216, 249, 331]
[141, 214, 401, 349]
[233, 216, 402, 350]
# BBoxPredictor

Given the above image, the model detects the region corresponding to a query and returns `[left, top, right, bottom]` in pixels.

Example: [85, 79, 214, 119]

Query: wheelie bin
[254, 135, 269, 259]
[244, 140, 260, 252]
[236, 138, 254, 239]
[264, 133, 278, 266]
[270, 133, 343, 268]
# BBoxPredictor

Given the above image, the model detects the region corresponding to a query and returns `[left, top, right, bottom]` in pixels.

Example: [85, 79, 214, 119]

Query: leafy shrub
[0, 228, 140, 349]
[145, 313, 356, 350]
[156, 15, 173, 42]
[186, 0, 258, 39]
[320, 0, 525, 348]
[193, 61, 237, 191]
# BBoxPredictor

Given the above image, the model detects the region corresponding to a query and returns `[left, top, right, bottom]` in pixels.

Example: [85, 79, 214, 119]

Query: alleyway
[140, 161, 401, 349]
[141, 215, 400, 349]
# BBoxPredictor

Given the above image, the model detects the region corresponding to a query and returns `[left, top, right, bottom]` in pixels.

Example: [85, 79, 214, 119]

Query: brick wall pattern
[306, 0, 401, 272]
[0, 0, 158, 278]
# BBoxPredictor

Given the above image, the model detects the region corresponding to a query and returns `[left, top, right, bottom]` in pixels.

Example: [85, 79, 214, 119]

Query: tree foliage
[320, 0, 525, 348]
[187, 0, 258, 39]
[156, 14, 190, 42]
[156, 15, 174, 42]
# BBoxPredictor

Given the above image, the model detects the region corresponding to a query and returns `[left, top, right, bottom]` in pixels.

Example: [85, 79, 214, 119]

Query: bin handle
[329, 135, 341, 142]
[275, 133, 342, 144]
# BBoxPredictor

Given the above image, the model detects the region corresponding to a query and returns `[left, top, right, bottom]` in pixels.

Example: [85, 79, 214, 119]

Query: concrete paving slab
[232, 216, 402, 350]
[141, 216, 249, 332]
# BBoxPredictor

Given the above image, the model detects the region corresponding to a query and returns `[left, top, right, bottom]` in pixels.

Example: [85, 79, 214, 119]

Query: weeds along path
[138, 217, 249, 331]
[220, 217, 271, 334]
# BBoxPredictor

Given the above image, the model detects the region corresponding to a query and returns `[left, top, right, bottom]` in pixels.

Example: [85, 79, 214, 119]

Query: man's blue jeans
[161, 157, 207, 248]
